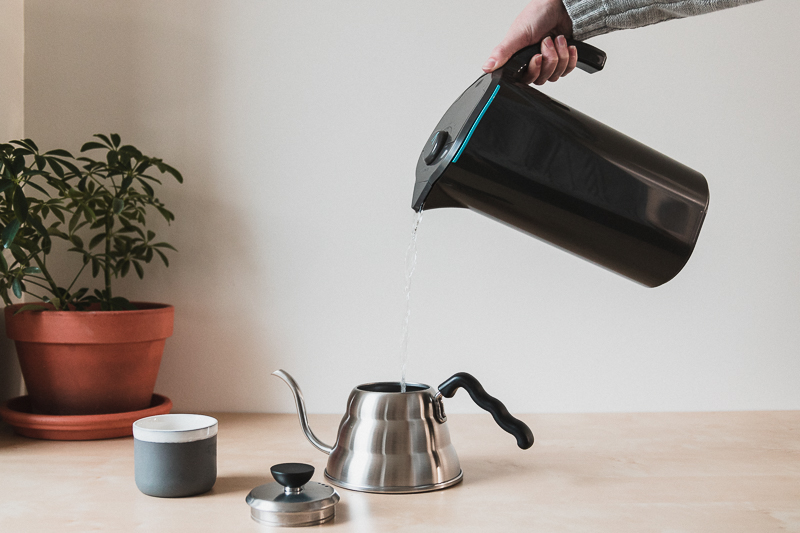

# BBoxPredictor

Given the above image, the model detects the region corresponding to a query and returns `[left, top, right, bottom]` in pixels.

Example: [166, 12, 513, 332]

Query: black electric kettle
[413, 41, 709, 287]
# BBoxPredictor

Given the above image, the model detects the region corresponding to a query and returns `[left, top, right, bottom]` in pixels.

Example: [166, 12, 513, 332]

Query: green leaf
[94, 134, 112, 146]
[23, 138, 39, 152]
[53, 157, 81, 177]
[156, 205, 174, 223]
[34, 154, 46, 171]
[51, 206, 66, 223]
[0, 179, 14, 193]
[112, 197, 125, 214]
[23, 266, 41, 274]
[152, 242, 177, 251]
[8, 140, 32, 153]
[133, 260, 144, 279]
[139, 179, 155, 197]
[91, 257, 100, 277]
[120, 260, 130, 277]
[13, 188, 28, 223]
[108, 297, 136, 311]
[13, 304, 49, 315]
[119, 175, 134, 194]
[162, 163, 184, 184]
[10, 154, 25, 175]
[107, 150, 119, 167]
[29, 216, 51, 252]
[12, 278, 22, 298]
[24, 181, 50, 197]
[48, 157, 64, 178]
[110, 133, 121, 148]
[69, 234, 84, 249]
[135, 160, 152, 174]
[0, 252, 7, 273]
[83, 204, 96, 223]
[47, 226, 69, 239]
[88, 233, 105, 250]
[8, 243, 26, 263]
[154, 248, 169, 267]
[119, 145, 142, 158]
[68, 207, 82, 234]
[81, 141, 106, 152]
[1, 219, 21, 248]
[44, 149, 72, 158]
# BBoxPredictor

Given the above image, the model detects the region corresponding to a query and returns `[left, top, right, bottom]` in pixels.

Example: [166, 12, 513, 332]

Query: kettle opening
[357, 382, 428, 393]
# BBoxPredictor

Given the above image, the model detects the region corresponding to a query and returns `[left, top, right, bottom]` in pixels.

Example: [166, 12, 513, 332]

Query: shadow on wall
[0, 320, 22, 403]
[22, 1, 281, 411]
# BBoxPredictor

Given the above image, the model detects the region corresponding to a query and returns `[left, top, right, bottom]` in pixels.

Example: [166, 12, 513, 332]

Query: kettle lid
[246, 463, 340, 527]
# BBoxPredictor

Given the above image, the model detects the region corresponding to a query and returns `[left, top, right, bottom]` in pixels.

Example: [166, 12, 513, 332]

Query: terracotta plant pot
[4, 302, 174, 416]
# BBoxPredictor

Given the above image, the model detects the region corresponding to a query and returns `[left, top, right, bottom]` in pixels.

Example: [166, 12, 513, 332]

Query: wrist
[561, 0, 609, 40]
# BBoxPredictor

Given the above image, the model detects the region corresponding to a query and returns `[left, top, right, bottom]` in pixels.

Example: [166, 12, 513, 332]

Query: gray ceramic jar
[133, 414, 218, 498]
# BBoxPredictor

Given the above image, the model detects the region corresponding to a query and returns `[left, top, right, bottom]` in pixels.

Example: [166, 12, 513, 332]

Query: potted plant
[0, 134, 182, 416]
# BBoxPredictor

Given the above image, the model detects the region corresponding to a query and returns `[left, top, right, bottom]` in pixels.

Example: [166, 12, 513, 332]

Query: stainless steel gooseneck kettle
[274, 369, 533, 494]
[413, 41, 710, 287]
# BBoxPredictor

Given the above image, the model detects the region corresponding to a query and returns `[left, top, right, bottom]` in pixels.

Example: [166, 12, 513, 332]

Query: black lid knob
[270, 463, 315, 490]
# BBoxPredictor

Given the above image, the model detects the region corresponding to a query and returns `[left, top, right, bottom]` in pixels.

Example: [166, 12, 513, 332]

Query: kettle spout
[272, 369, 333, 455]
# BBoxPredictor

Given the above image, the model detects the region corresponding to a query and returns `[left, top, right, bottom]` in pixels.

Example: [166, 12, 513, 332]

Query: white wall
[0, 0, 24, 403]
[21, 0, 799, 414]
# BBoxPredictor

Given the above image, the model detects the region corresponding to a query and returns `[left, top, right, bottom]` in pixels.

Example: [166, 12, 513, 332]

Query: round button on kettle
[423, 130, 449, 165]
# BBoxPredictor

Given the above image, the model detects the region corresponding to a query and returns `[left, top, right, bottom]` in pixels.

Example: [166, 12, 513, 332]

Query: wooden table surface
[1, 411, 798, 532]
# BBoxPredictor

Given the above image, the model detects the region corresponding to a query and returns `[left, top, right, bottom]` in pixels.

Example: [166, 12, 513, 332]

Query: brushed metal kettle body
[274, 370, 533, 494]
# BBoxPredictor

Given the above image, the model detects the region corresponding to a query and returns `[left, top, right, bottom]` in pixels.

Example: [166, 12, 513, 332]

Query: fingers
[483, 28, 537, 73]
[533, 36, 565, 84]
[484, 33, 576, 84]
[563, 45, 578, 77]
[548, 36, 571, 82]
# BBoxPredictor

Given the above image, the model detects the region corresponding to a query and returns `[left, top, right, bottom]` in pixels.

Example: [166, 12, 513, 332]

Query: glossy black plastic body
[413, 46, 709, 287]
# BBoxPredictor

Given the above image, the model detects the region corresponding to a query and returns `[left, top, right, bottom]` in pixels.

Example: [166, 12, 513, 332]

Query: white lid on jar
[133, 414, 218, 443]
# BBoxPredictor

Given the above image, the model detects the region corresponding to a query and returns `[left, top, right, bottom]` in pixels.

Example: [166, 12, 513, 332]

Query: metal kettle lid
[246, 463, 340, 527]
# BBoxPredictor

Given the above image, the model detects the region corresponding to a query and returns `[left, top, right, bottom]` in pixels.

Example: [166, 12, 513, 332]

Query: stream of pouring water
[399, 207, 424, 393]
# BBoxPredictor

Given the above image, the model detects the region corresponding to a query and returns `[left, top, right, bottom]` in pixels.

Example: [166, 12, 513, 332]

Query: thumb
[483, 28, 539, 72]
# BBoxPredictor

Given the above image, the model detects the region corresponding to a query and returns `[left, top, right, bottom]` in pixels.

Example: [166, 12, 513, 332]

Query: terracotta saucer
[0, 394, 172, 441]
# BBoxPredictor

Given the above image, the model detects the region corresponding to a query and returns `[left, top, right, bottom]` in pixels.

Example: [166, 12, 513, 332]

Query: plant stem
[23, 279, 54, 293]
[31, 254, 59, 296]
[104, 208, 112, 298]
[22, 290, 47, 301]
[64, 260, 88, 295]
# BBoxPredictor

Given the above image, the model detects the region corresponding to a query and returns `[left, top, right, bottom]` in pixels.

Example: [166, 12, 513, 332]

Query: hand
[482, 0, 577, 85]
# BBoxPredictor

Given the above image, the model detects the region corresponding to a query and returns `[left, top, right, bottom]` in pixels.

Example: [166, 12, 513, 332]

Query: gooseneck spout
[272, 369, 333, 455]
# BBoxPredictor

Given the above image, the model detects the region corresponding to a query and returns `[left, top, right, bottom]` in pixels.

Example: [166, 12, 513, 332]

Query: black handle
[501, 39, 606, 81]
[438, 372, 534, 449]
[270, 463, 315, 489]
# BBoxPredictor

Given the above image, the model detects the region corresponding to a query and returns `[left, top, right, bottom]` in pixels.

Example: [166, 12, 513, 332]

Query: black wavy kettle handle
[501, 39, 606, 81]
[438, 372, 534, 450]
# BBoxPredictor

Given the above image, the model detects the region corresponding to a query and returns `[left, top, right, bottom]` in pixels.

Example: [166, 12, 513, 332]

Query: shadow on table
[459, 455, 538, 484]
[206, 475, 272, 496]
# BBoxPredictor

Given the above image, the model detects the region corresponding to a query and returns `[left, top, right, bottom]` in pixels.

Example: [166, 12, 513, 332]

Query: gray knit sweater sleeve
[562, 0, 763, 40]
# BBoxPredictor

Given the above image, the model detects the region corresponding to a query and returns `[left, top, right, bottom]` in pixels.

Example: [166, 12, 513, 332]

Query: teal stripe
[452, 85, 500, 163]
